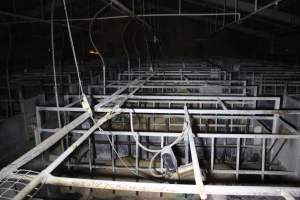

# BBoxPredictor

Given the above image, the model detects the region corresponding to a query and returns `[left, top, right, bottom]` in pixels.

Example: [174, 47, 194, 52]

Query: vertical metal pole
[259, 74, 263, 95]
[160, 136, 164, 198]
[88, 137, 92, 173]
[132, 0, 135, 14]
[215, 103, 218, 132]
[68, 75, 72, 93]
[112, 133, 116, 194]
[223, 0, 226, 26]
[236, 138, 240, 180]
[261, 138, 266, 181]
[211, 137, 214, 172]
[135, 135, 139, 174]
[272, 99, 280, 133]
[138, 57, 141, 78]
[160, 136, 164, 173]
[215, 6, 218, 31]
[128, 135, 131, 156]
[89, 70, 93, 84]
[168, 103, 171, 132]
[179, 0, 181, 14]
[234, 0, 238, 22]
[6, 68, 13, 117]
[243, 81, 247, 96]
[35, 108, 42, 145]
[103, 63, 106, 95]
[128, 58, 131, 81]
[135, 134, 139, 196]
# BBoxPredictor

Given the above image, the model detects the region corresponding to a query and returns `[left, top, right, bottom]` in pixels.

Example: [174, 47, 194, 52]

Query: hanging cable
[62, 0, 157, 179]
[90, 117, 149, 179]
[89, 2, 111, 95]
[129, 111, 187, 177]
[122, 20, 132, 80]
[6, 26, 13, 117]
[51, 0, 62, 128]
[62, 0, 84, 96]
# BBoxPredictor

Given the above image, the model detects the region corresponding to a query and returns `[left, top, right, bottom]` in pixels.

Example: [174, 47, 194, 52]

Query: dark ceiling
[0, 0, 300, 69]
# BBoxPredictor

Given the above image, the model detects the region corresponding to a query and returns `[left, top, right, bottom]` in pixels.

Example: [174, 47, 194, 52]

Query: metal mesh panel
[0, 170, 40, 200]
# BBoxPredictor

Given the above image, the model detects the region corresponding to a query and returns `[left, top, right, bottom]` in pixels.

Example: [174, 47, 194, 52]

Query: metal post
[236, 138, 240, 180]
[261, 138, 266, 180]
[6, 68, 13, 117]
[211, 137, 215, 172]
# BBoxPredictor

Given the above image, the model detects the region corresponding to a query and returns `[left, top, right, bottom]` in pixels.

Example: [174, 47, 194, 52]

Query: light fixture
[88, 49, 99, 55]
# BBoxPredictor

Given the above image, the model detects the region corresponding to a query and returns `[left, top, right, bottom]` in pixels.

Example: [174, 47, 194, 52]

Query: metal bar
[211, 137, 215, 171]
[7, 12, 242, 24]
[35, 108, 42, 145]
[211, 169, 294, 176]
[236, 138, 240, 180]
[40, 129, 300, 139]
[130, 95, 280, 101]
[57, 163, 293, 177]
[160, 136, 164, 173]
[281, 190, 296, 200]
[45, 175, 300, 196]
[184, 106, 207, 199]
[5, 68, 13, 116]
[37, 106, 85, 112]
[261, 138, 266, 180]
[96, 108, 300, 115]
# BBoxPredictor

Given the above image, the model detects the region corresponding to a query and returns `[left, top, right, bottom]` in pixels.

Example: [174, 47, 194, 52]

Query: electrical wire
[122, 20, 132, 80]
[51, 0, 62, 128]
[62, 0, 84, 96]
[122, 20, 131, 62]
[62, 1, 151, 179]
[90, 117, 149, 179]
[6, 26, 13, 117]
[62, 0, 173, 180]
[89, 3, 110, 65]
[89, 3, 111, 95]
[129, 111, 187, 177]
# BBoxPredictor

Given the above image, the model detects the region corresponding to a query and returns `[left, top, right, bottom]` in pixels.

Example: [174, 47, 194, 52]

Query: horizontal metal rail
[45, 175, 300, 197]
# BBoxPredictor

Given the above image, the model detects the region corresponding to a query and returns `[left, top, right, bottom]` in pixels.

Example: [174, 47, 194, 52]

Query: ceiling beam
[0, 10, 88, 32]
[154, 5, 272, 39]
[187, 0, 300, 25]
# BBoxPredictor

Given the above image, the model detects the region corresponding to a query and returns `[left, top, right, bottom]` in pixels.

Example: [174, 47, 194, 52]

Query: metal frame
[1, 66, 300, 200]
